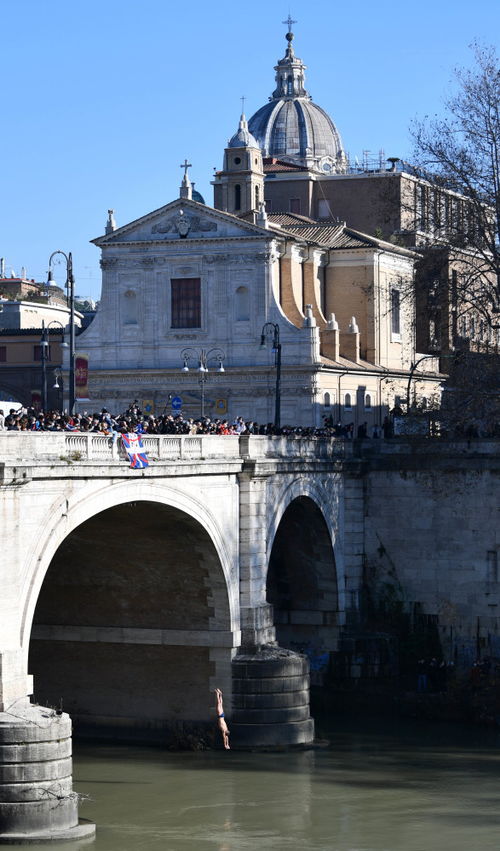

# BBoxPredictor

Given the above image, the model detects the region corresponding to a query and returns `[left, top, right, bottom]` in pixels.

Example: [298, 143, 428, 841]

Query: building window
[290, 198, 301, 214]
[487, 551, 498, 583]
[234, 157, 241, 165]
[234, 184, 241, 211]
[318, 199, 331, 219]
[255, 185, 260, 208]
[418, 185, 427, 230]
[171, 278, 201, 328]
[33, 345, 51, 361]
[0, 346, 6, 362]
[123, 289, 137, 325]
[265, 198, 272, 212]
[235, 286, 250, 321]
[324, 392, 331, 408]
[391, 289, 401, 336]
[344, 393, 352, 410]
[365, 394, 372, 410]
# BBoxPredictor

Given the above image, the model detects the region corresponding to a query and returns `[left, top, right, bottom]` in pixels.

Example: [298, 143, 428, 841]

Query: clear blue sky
[2, 0, 499, 300]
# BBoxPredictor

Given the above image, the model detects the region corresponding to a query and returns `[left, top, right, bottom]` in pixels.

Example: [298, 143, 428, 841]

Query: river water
[27, 715, 500, 851]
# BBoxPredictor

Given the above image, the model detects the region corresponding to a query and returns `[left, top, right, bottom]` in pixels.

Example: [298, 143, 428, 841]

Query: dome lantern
[248, 24, 347, 174]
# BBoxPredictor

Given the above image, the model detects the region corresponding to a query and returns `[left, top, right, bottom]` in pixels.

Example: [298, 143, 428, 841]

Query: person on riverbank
[215, 688, 230, 750]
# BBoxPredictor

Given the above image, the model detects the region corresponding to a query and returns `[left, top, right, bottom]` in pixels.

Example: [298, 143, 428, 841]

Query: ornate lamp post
[47, 251, 75, 414]
[260, 322, 282, 430]
[180, 347, 226, 418]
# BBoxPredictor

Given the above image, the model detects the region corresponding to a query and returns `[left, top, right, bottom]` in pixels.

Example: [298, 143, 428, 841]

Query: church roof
[248, 27, 347, 173]
[263, 157, 308, 172]
[267, 214, 418, 256]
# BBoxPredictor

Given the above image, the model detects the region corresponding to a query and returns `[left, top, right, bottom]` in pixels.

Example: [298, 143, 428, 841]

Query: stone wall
[360, 440, 500, 662]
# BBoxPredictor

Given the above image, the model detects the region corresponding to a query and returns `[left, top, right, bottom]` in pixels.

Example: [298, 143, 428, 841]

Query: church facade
[74, 26, 443, 427]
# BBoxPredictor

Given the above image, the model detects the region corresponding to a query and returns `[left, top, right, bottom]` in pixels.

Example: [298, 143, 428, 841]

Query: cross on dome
[282, 14, 297, 33]
[180, 159, 192, 178]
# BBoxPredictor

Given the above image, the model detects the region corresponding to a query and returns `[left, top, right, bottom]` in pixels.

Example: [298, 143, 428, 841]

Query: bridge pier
[230, 647, 314, 748]
[0, 702, 95, 844]
[236, 470, 315, 748]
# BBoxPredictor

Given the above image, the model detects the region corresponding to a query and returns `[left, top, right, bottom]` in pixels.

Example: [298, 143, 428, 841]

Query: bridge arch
[22, 480, 237, 740]
[266, 477, 345, 661]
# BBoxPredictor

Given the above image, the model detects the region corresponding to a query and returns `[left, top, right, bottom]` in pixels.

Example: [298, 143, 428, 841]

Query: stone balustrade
[0, 432, 346, 464]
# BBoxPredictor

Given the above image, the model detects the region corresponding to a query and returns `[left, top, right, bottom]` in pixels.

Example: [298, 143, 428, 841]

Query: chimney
[320, 313, 340, 361]
[340, 316, 360, 362]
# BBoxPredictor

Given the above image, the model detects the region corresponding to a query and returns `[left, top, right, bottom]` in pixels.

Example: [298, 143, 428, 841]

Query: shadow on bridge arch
[28, 497, 234, 744]
[267, 496, 339, 664]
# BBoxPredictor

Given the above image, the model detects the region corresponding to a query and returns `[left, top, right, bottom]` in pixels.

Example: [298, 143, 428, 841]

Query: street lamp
[260, 322, 282, 430]
[406, 354, 442, 412]
[47, 251, 75, 414]
[39, 320, 68, 411]
[180, 347, 226, 418]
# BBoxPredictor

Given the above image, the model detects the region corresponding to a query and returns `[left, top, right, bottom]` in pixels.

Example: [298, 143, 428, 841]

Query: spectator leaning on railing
[1, 404, 348, 439]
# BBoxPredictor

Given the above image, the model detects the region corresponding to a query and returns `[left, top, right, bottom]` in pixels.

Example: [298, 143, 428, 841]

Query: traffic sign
[171, 396, 182, 410]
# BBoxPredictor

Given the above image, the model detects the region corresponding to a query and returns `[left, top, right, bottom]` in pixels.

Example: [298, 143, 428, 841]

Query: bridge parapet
[0, 432, 346, 464]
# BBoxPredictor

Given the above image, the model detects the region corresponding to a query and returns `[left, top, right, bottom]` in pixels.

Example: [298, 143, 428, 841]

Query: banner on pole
[75, 353, 90, 400]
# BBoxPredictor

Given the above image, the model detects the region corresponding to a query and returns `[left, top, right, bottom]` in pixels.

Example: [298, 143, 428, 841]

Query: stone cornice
[92, 198, 274, 246]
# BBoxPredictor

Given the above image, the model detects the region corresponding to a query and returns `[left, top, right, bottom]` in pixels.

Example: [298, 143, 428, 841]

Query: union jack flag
[121, 432, 149, 469]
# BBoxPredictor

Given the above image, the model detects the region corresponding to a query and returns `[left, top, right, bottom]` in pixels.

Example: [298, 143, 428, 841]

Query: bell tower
[213, 111, 264, 217]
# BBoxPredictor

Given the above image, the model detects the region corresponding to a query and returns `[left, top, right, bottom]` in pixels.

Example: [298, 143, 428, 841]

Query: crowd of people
[0, 402, 377, 439]
[2, 402, 495, 440]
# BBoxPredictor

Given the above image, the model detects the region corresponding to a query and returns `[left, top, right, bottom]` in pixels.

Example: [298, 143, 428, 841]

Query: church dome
[248, 26, 347, 173]
[228, 114, 259, 149]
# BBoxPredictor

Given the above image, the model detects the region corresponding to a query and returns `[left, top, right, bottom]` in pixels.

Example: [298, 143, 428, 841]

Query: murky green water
[24, 715, 500, 850]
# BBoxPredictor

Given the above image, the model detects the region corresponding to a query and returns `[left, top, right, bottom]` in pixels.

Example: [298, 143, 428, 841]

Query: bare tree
[411, 44, 500, 331]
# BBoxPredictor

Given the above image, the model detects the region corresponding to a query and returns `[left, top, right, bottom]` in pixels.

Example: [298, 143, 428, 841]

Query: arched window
[324, 392, 331, 408]
[255, 184, 260, 208]
[344, 393, 352, 410]
[365, 394, 372, 410]
[123, 289, 137, 325]
[235, 286, 250, 321]
[234, 184, 241, 211]
[287, 75, 293, 95]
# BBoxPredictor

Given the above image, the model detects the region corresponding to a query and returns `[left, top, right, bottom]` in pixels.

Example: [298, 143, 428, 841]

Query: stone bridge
[3, 433, 498, 840]
[0, 433, 360, 841]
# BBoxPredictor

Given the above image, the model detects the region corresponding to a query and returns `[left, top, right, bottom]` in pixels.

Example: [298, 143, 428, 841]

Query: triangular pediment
[92, 198, 270, 246]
